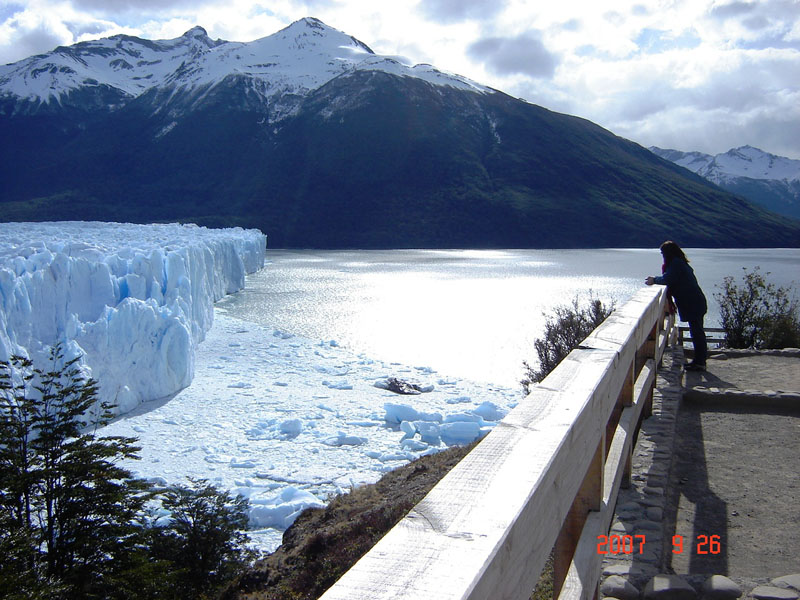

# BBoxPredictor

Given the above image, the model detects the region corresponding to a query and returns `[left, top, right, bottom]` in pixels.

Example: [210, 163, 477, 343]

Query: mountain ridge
[650, 145, 800, 220]
[0, 17, 486, 118]
[2, 18, 798, 248]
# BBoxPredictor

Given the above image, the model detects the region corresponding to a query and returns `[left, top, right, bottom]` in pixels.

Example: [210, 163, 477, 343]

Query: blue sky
[2, 0, 799, 159]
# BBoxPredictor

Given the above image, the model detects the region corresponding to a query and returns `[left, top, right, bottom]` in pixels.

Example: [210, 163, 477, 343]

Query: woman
[645, 241, 708, 371]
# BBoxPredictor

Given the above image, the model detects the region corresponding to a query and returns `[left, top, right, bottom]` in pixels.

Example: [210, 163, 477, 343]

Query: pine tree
[0, 345, 151, 598]
[150, 479, 256, 598]
[2, 345, 258, 599]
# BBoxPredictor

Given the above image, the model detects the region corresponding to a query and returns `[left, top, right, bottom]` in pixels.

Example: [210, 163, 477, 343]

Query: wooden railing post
[553, 434, 604, 598]
[617, 363, 635, 489]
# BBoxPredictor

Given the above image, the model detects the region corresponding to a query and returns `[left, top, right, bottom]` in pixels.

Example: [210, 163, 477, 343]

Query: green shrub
[521, 295, 615, 394]
[715, 267, 800, 349]
[148, 479, 256, 599]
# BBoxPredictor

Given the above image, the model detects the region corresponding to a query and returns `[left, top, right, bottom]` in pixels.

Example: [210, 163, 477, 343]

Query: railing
[678, 326, 726, 353]
[319, 287, 675, 600]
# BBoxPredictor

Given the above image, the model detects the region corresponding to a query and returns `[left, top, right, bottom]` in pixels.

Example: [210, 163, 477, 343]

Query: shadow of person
[683, 368, 736, 390]
[663, 402, 729, 574]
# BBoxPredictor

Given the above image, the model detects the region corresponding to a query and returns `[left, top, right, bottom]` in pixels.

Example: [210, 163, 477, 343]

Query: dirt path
[664, 403, 800, 576]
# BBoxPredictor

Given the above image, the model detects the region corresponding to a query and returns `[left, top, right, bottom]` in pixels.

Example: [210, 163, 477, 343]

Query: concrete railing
[320, 286, 675, 600]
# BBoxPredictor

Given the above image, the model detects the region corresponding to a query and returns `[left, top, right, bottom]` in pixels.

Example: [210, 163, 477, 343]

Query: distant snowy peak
[651, 145, 800, 184]
[706, 146, 800, 183]
[0, 17, 489, 113]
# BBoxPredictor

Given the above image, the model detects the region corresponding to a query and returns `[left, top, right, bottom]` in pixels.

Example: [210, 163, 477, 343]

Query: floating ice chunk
[322, 380, 353, 390]
[444, 413, 485, 425]
[401, 439, 429, 452]
[228, 381, 254, 389]
[446, 395, 471, 404]
[248, 486, 325, 529]
[279, 419, 303, 436]
[346, 420, 378, 427]
[414, 421, 442, 446]
[323, 432, 368, 447]
[383, 403, 443, 425]
[472, 401, 507, 422]
[204, 454, 233, 464]
[440, 421, 482, 446]
[377, 452, 414, 462]
[230, 459, 257, 469]
[399, 420, 416, 440]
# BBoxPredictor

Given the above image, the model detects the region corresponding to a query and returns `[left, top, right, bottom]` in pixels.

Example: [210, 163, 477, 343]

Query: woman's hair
[660, 240, 689, 264]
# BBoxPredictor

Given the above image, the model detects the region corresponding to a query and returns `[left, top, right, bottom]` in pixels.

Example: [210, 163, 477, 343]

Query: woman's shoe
[685, 362, 706, 372]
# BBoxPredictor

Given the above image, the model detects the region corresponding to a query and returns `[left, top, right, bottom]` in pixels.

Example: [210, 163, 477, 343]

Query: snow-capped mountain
[0, 17, 487, 120]
[650, 146, 800, 219]
[2, 19, 799, 247]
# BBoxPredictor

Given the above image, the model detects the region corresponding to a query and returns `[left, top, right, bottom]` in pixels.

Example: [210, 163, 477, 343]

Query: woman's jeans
[687, 318, 708, 365]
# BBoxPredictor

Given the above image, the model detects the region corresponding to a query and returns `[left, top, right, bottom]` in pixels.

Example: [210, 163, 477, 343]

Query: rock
[635, 519, 662, 531]
[601, 575, 641, 600]
[603, 564, 633, 576]
[644, 574, 697, 600]
[645, 506, 663, 521]
[772, 576, 800, 593]
[752, 586, 800, 600]
[379, 377, 428, 395]
[701, 575, 741, 600]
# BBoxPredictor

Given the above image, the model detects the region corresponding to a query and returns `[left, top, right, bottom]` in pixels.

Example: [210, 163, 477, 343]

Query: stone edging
[599, 344, 800, 600]
[683, 387, 800, 409]
[709, 348, 800, 358]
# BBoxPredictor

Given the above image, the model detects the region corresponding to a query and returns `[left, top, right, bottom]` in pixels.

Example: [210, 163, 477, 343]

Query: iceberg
[0, 221, 266, 415]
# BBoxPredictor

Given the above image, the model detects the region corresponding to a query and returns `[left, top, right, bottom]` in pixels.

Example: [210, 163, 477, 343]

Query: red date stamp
[671, 534, 721, 554]
[597, 534, 722, 555]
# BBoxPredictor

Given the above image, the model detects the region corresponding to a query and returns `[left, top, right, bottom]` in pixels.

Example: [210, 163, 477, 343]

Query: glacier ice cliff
[0, 222, 267, 415]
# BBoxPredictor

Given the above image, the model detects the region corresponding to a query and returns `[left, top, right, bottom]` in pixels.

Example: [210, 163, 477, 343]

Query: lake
[217, 248, 800, 388]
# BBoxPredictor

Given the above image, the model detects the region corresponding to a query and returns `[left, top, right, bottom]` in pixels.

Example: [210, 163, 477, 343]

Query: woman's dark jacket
[653, 258, 707, 322]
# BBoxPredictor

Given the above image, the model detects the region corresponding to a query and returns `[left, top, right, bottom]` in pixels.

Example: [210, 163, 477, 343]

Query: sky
[2, 0, 799, 160]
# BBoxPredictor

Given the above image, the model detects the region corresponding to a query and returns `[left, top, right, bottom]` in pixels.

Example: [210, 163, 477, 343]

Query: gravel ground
[664, 353, 800, 579]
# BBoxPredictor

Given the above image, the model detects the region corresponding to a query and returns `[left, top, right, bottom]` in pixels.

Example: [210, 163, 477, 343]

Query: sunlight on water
[217, 248, 800, 388]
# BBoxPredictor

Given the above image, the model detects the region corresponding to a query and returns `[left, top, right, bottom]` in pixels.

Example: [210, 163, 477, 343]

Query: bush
[0, 346, 255, 599]
[715, 267, 800, 349]
[149, 479, 256, 599]
[521, 295, 615, 394]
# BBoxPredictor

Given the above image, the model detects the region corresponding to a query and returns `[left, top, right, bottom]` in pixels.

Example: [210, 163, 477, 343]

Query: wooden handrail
[319, 287, 672, 600]
[677, 326, 726, 349]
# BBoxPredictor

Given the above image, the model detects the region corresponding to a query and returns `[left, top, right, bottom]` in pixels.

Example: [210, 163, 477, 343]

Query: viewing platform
[599, 345, 800, 600]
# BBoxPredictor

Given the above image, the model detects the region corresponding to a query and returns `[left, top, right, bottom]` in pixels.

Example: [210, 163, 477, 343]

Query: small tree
[1, 345, 257, 599]
[521, 295, 615, 394]
[0, 345, 151, 598]
[149, 479, 256, 599]
[715, 267, 800, 349]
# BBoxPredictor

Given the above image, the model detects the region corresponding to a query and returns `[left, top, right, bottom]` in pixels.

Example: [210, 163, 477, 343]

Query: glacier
[0, 221, 267, 415]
